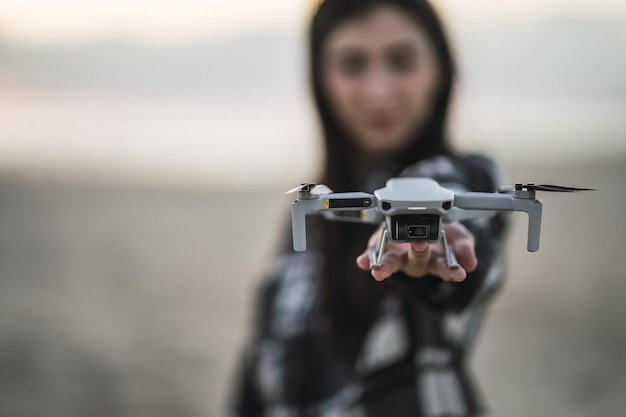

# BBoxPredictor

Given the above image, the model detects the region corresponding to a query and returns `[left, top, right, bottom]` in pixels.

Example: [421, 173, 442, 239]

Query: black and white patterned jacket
[230, 154, 509, 417]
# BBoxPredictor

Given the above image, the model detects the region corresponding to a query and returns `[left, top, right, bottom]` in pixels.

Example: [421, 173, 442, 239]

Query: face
[322, 6, 441, 154]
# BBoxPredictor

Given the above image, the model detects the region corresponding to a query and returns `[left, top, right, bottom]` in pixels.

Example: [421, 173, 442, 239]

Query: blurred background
[0, 0, 625, 415]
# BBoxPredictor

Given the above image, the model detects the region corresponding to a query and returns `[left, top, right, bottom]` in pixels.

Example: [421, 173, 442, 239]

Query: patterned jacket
[230, 154, 509, 417]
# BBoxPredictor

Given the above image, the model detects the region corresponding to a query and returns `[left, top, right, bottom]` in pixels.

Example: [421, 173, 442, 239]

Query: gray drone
[287, 178, 594, 270]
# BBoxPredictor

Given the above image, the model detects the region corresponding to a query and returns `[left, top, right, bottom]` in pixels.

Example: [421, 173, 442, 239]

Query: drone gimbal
[288, 178, 594, 270]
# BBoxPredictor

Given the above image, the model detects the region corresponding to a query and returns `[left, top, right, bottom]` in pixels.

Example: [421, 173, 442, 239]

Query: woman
[230, 0, 508, 415]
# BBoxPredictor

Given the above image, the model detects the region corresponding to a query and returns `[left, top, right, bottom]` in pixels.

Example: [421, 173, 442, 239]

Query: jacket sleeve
[228, 347, 264, 417]
[388, 154, 509, 313]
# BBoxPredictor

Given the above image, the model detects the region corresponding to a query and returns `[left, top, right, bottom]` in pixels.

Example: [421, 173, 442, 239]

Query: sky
[1, 0, 625, 44]
[1, 0, 304, 44]
[1, 0, 625, 188]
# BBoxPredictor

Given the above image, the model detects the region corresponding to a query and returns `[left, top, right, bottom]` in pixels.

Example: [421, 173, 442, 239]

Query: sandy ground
[0, 157, 623, 416]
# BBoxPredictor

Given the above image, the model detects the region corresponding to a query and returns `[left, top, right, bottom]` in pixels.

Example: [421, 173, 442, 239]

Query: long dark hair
[309, 0, 456, 359]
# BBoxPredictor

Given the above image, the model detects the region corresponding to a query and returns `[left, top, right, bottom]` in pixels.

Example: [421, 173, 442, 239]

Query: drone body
[288, 178, 592, 270]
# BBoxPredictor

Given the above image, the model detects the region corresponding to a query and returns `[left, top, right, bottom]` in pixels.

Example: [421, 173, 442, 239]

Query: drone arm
[445, 208, 497, 222]
[320, 192, 376, 210]
[291, 192, 376, 252]
[454, 193, 542, 252]
[322, 208, 381, 224]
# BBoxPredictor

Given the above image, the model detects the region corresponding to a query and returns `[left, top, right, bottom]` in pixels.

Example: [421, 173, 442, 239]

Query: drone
[286, 178, 595, 270]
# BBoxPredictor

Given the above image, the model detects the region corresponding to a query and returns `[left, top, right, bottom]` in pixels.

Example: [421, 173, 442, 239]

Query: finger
[444, 222, 475, 245]
[371, 249, 405, 281]
[356, 251, 370, 270]
[356, 227, 384, 271]
[410, 240, 429, 253]
[443, 222, 476, 276]
[432, 255, 467, 282]
[401, 241, 431, 278]
[454, 239, 478, 273]
[445, 267, 467, 282]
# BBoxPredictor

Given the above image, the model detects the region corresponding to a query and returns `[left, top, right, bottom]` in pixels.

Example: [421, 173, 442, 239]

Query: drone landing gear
[368, 228, 389, 270]
[441, 230, 460, 270]
[368, 228, 459, 271]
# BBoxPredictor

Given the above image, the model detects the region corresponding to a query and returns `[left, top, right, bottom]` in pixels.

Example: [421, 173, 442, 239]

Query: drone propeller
[284, 183, 333, 195]
[499, 182, 597, 193]
[526, 184, 597, 192]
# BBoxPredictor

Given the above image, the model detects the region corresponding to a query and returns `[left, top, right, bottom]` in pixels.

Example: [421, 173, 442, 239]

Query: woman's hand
[356, 222, 478, 282]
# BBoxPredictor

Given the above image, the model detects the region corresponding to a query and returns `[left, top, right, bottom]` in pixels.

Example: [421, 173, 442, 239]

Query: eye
[337, 52, 368, 77]
[386, 45, 418, 73]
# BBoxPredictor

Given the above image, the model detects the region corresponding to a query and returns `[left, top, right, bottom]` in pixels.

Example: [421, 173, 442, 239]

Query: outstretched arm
[356, 221, 477, 282]
[357, 154, 509, 312]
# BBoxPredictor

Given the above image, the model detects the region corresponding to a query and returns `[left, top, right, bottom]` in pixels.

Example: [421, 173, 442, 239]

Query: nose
[361, 67, 396, 106]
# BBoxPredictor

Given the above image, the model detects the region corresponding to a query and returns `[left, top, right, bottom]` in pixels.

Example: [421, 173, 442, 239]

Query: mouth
[366, 115, 396, 131]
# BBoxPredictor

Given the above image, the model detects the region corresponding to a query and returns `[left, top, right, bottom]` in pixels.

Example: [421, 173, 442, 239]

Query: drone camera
[390, 214, 441, 241]
[407, 225, 429, 238]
